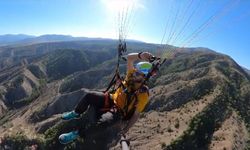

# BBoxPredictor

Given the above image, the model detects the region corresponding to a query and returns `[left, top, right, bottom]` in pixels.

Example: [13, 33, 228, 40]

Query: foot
[61, 111, 80, 120]
[59, 131, 79, 144]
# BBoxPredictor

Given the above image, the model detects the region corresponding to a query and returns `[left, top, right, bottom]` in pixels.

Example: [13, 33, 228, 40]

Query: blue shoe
[59, 131, 79, 144]
[61, 111, 80, 120]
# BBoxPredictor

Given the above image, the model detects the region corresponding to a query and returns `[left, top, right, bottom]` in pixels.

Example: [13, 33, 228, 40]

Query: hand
[140, 52, 154, 61]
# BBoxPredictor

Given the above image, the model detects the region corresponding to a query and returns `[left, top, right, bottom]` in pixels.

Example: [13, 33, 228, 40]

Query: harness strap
[100, 92, 111, 112]
[118, 89, 139, 120]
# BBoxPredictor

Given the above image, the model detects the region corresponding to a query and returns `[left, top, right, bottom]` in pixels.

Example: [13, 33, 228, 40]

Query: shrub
[161, 142, 167, 149]
[167, 126, 173, 132]
[174, 122, 180, 129]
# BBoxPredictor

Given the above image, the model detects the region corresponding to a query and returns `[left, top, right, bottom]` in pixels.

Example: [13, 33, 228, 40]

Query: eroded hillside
[0, 42, 249, 150]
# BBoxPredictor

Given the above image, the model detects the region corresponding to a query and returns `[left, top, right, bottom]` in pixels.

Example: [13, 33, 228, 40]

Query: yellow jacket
[111, 69, 149, 117]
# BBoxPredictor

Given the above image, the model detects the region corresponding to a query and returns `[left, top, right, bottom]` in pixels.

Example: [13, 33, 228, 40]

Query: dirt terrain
[0, 42, 249, 150]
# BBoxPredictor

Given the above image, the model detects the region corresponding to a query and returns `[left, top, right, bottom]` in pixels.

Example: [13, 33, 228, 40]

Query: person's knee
[84, 93, 94, 102]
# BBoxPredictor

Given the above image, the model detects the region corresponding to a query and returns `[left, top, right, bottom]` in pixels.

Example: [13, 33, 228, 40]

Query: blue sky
[0, 0, 250, 68]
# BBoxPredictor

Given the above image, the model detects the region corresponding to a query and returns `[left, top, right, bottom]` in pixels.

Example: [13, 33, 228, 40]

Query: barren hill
[0, 41, 249, 150]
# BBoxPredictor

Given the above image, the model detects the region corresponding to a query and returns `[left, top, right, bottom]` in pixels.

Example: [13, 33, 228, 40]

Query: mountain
[0, 34, 104, 46]
[243, 67, 250, 75]
[0, 34, 144, 47]
[0, 40, 249, 150]
[0, 39, 160, 72]
[16, 34, 90, 46]
[0, 34, 35, 46]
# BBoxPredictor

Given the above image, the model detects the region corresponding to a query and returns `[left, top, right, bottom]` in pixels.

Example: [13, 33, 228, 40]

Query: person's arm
[127, 52, 154, 71]
[121, 110, 140, 134]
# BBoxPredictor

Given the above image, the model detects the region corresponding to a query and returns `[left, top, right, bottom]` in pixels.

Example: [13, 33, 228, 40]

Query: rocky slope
[0, 41, 249, 150]
[244, 68, 250, 76]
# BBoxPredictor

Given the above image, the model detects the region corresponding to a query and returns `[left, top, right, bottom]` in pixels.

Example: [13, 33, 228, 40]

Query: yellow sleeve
[125, 69, 136, 81]
[136, 92, 149, 112]
[126, 69, 136, 77]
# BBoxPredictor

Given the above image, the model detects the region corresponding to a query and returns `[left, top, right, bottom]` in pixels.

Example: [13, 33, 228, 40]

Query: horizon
[0, 0, 250, 69]
[1, 33, 250, 71]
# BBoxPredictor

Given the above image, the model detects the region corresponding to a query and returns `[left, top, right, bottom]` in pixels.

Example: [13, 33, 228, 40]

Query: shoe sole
[59, 140, 73, 144]
[61, 115, 81, 121]
[59, 136, 79, 144]
[61, 117, 81, 121]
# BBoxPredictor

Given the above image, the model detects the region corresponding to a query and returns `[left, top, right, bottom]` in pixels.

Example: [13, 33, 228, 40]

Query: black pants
[75, 91, 109, 114]
[74, 91, 122, 137]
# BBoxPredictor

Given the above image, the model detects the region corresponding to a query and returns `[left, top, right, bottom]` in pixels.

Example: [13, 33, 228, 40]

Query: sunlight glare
[102, 0, 134, 13]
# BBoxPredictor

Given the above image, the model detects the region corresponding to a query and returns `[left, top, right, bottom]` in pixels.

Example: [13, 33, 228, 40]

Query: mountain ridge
[0, 41, 249, 150]
[0, 34, 35, 45]
[0, 34, 144, 47]
[243, 67, 250, 75]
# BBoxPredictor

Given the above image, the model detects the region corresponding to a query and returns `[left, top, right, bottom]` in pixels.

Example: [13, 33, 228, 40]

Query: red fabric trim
[100, 92, 110, 111]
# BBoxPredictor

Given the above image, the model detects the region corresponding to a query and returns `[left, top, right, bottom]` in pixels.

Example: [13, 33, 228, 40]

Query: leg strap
[100, 92, 111, 111]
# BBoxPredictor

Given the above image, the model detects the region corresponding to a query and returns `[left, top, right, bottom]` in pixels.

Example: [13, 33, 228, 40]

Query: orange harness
[100, 92, 112, 112]
[100, 92, 119, 114]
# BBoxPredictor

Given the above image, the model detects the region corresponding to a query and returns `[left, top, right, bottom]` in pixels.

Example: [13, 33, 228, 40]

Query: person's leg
[78, 111, 122, 138]
[61, 91, 106, 120]
[59, 111, 121, 145]
[74, 91, 105, 114]
[59, 91, 108, 144]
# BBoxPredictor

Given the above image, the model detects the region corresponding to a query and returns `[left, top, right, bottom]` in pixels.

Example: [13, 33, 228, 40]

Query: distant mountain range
[0, 34, 143, 46]
[0, 34, 35, 45]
